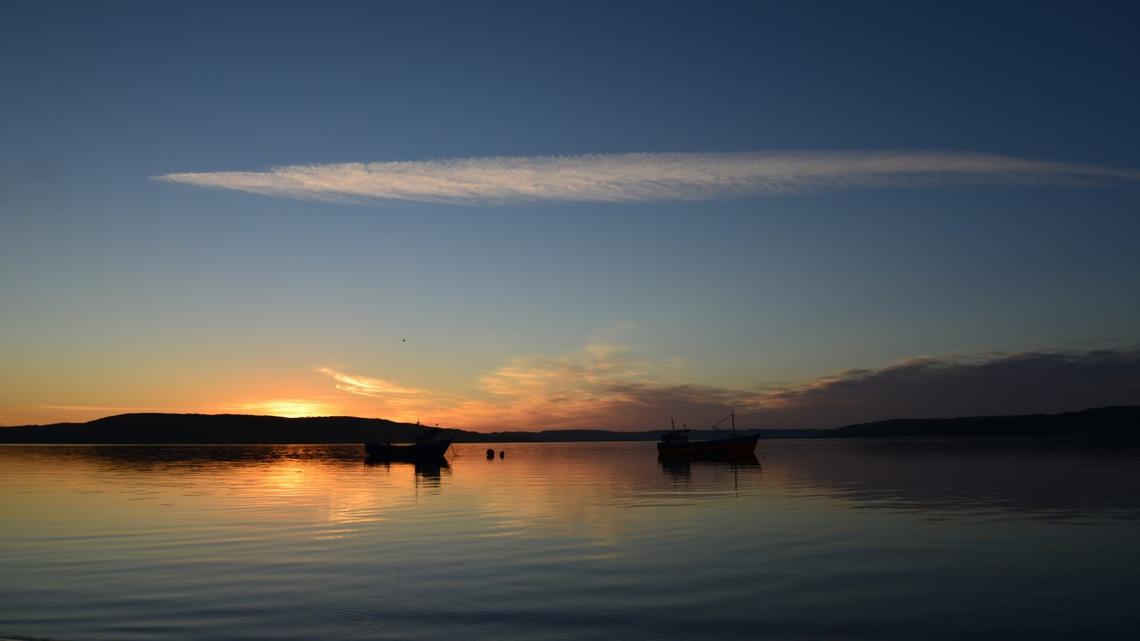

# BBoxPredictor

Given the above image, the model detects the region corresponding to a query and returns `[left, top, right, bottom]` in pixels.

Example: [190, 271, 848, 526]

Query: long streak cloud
[155, 151, 1140, 205]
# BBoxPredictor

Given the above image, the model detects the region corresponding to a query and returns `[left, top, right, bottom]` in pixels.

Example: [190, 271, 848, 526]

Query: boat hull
[364, 438, 453, 462]
[656, 434, 759, 459]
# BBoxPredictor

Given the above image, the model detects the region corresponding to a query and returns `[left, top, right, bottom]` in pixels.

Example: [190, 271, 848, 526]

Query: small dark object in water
[499, 450, 505, 459]
[486, 448, 495, 459]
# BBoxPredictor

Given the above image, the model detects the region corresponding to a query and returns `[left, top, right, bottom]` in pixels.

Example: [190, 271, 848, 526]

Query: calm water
[2, 438, 1139, 640]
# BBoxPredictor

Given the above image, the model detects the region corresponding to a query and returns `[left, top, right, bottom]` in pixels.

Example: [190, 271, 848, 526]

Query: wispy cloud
[316, 367, 423, 397]
[738, 348, 1140, 428]
[595, 347, 1140, 429]
[319, 343, 1140, 430]
[155, 151, 1140, 205]
[315, 367, 441, 422]
[316, 331, 678, 428]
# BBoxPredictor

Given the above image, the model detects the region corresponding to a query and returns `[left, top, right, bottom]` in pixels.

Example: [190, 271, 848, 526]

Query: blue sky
[2, 1, 1139, 428]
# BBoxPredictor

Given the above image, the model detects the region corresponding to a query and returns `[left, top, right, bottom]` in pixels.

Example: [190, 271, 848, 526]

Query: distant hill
[0, 413, 434, 444]
[0, 406, 1137, 444]
[833, 406, 1140, 438]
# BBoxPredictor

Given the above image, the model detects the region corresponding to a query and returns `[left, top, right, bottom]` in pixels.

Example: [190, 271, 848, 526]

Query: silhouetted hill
[0, 413, 433, 444]
[1, 406, 1137, 444]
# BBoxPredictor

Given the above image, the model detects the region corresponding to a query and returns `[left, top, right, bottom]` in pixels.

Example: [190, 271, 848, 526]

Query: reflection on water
[365, 457, 452, 484]
[777, 436, 1140, 520]
[658, 453, 761, 484]
[1, 438, 1139, 640]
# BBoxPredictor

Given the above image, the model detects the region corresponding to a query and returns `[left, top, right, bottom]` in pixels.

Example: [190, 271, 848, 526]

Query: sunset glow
[2, 5, 1140, 641]
[1, 2, 1138, 432]
[237, 400, 336, 419]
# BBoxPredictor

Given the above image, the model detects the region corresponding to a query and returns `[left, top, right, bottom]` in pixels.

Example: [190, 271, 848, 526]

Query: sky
[2, 1, 1139, 429]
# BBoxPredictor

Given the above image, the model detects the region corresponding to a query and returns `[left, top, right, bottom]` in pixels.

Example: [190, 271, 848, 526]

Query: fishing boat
[657, 410, 759, 458]
[364, 424, 454, 462]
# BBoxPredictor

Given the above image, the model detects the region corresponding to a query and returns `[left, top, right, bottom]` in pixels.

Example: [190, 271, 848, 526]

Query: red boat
[657, 410, 759, 458]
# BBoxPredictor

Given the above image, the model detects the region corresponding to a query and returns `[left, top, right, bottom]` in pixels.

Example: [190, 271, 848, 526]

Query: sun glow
[242, 399, 335, 418]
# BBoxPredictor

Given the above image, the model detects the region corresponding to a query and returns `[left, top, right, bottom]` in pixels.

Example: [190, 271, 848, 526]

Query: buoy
[499, 450, 505, 459]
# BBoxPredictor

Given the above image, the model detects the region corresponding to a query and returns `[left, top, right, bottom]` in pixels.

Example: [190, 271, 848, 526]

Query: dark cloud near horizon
[605, 348, 1140, 429]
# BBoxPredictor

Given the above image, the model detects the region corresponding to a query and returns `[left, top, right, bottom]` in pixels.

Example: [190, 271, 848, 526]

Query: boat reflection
[365, 456, 451, 481]
[658, 452, 761, 481]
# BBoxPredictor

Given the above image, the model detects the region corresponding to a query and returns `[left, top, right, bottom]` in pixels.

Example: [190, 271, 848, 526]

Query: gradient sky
[2, 1, 1139, 429]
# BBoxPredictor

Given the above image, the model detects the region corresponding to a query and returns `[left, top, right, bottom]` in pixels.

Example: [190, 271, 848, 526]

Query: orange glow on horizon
[237, 399, 337, 419]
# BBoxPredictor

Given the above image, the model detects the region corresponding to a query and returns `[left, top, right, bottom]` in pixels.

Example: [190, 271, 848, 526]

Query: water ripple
[2, 438, 1139, 640]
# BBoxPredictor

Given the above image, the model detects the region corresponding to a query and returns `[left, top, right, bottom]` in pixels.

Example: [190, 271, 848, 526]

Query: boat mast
[709, 409, 739, 437]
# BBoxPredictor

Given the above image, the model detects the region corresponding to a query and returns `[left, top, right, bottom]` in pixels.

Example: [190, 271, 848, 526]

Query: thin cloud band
[155, 150, 1140, 205]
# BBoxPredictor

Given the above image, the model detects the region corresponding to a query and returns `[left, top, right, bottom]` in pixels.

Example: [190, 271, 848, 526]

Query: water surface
[2, 438, 1138, 640]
